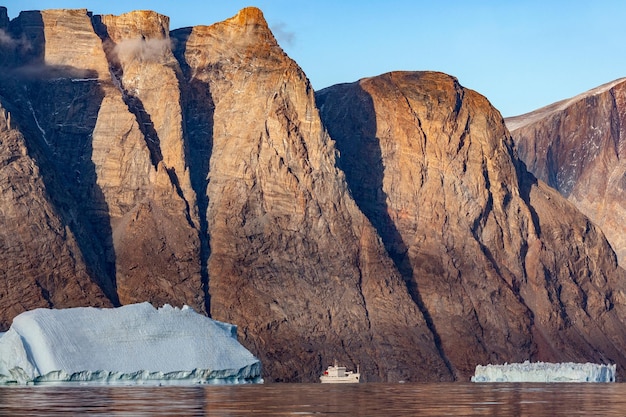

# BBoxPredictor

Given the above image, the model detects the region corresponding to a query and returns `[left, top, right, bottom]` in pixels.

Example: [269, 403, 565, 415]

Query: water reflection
[1, 383, 625, 416]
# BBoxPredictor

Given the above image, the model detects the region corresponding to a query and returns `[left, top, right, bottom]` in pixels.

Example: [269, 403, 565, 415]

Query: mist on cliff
[0, 29, 14, 47]
[113, 37, 170, 63]
[0, 28, 31, 51]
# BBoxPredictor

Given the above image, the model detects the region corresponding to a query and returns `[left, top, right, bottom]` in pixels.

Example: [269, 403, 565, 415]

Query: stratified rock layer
[506, 79, 626, 267]
[0, 102, 113, 322]
[91, 10, 203, 310]
[317, 71, 626, 379]
[1, 6, 626, 382]
[171, 8, 449, 382]
[0, 8, 204, 323]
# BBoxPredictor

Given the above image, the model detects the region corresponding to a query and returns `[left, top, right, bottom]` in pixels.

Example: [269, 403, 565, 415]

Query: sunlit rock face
[317, 71, 626, 379]
[0, 7, 204, 321]
[0, 9, 116, 325]
[0, 6, 449, 383]
[2, 5, 626, 383]
[506, 78, 626, 268]
[170, 8, 450, 383]
[0, 102, 113, 325]
[90, 10, 203, 310]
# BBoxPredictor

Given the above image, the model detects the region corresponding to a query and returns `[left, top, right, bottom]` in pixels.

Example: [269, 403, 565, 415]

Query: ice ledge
[472, 361, 616, 383]
[0, 364, 263, 385]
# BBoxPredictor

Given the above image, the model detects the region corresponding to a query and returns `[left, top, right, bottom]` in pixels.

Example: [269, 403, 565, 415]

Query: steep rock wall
[317, 72, 626, 378]
[0, 8, 204, 317]
[507, 79, 626, 267]
[1, 5, 626, 382]
[171, 8, 450, 382]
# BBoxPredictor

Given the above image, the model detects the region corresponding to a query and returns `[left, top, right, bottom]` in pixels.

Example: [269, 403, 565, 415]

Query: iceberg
[0, 302, 262, 385]
[471, 361, 616, 383]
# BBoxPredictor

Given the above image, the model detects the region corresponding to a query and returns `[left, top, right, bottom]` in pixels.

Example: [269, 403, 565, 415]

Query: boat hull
[320, 375, 361, 383]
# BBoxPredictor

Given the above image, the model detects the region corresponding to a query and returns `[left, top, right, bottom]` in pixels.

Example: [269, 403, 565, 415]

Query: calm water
[1, 382, 625, 416]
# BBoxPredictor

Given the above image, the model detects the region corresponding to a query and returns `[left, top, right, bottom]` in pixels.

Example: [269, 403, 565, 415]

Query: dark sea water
[1, 382, 625, 416]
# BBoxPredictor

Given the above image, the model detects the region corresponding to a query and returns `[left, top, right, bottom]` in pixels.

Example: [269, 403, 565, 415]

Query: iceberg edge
[471, 361, 616, 383]
[0, 363, 263, 385]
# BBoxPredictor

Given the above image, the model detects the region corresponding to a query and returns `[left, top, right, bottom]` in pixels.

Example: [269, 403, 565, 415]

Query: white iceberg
[472, 361, 616, 383]
[0, 302, 262, 385]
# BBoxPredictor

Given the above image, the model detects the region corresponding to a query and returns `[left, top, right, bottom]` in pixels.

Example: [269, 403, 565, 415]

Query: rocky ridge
[0, 8, 204, 318]
[506, 79, 626, 268]
[1, 6, 626, 382]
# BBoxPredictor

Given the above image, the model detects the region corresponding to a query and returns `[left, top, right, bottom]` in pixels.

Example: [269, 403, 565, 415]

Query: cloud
[0, 29, 15, 47]
[271, 22, 295, 47]
[113, 37, 171, 63]
[9, 63, 96, 80]
[0, 28, 31, 51]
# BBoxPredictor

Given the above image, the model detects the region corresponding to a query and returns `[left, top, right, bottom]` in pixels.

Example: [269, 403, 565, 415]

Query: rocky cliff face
[317, 72, 626, 378]
[506, 79, 626, 268]
[170, 8, 449, 382]
[0, 8, 204, 320]
[0, 101, 113, 321]
[1, 6, 626, 382]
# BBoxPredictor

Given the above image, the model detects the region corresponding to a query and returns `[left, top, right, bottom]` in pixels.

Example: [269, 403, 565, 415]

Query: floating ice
[0, 302, 262, 385]
[471, 361, 616, 383]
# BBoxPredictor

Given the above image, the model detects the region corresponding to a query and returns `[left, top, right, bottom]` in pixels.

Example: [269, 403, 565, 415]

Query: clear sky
[4, 1, 626, 117]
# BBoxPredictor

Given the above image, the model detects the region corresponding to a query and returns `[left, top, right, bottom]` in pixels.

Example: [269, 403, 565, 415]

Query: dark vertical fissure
[171, 28, 213, 315]
[316, 81, 456, 379]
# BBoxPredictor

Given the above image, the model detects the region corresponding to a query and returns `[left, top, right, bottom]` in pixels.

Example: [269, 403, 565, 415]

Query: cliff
[317, 72, 626, 378]
[1, 6, 626, 382]
[170, 8, 449, 382]
[0, 8, 204, 317]
[506, 79, 626, 268]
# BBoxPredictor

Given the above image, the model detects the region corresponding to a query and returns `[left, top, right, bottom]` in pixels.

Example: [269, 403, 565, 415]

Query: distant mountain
[506, 78, 626, 267]
[1, 6, 626, 382]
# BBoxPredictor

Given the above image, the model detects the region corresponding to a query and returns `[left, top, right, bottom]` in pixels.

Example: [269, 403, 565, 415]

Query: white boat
[320, 360, 361, 383]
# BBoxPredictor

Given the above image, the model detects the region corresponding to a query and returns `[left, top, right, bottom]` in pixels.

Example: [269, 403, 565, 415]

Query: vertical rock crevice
[316, 80, 456, 378]
[171, 26, 214, 316]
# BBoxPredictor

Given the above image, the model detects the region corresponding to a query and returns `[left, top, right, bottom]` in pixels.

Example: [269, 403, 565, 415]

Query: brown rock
[317, 71, 626, 379]
[2, 6, 626, 384]
[507, 78, 626, 267]
[0, 101, 112, 329]
[171, 9, 450, 382]
[92, 10, 204, 312]
[0, 8, 204, 315]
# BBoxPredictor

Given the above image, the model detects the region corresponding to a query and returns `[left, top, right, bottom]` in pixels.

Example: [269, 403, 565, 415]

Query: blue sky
[4, 1, 626, 117]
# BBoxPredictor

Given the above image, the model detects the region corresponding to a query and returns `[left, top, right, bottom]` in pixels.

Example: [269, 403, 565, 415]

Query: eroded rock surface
[0, 101, 113, 326]
[171, 8, 449, 382]
[507, 79, 626, 267]
[0, 7, 204, 321]
[317, 72, 626, 379]
[1, 5, 626, 382]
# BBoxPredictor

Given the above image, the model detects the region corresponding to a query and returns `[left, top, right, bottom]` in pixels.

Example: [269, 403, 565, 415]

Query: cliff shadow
[316, 82, 454, 376]
[1, 11, 118, 304]
[93, 18, 199, 229]
[91, 16, 165, 169]
[171, 27, 214, 315]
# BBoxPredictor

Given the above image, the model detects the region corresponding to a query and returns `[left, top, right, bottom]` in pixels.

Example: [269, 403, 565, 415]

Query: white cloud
[113, 37, 171, 63]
